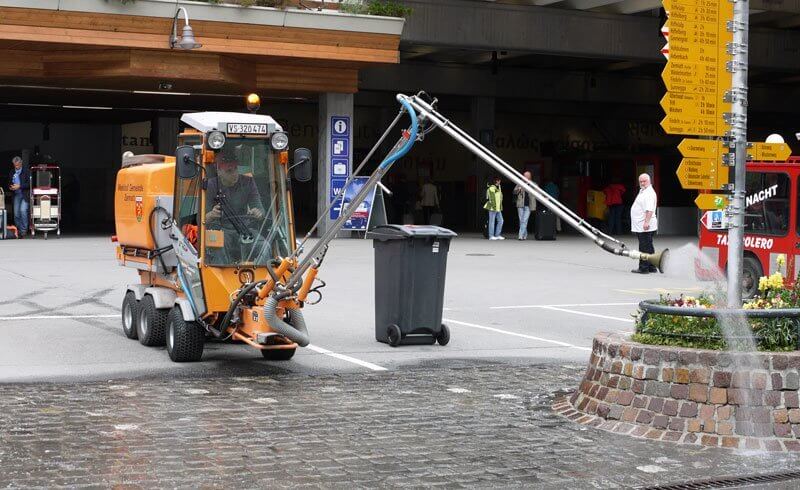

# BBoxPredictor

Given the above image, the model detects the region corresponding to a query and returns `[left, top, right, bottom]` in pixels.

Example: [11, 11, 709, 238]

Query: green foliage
[340, 0, 412, 17]
[633, 284, 800, 351]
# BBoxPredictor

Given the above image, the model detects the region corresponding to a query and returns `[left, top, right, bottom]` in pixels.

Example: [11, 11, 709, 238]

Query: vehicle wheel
[121, 291, 139, 340]
[137, 295, 168, 346]
[436, 324, 450, 346]
[166, 307, 204, 362]
[261, 348, 296, 361]
[387, 324, 402, 347]
[742, 256, 762, 300]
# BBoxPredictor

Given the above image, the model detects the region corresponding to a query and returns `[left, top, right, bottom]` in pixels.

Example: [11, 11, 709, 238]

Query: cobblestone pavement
[3, 362, 800, 489]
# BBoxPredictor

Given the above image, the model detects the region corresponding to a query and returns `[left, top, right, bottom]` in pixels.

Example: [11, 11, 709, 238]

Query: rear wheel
[137, 295, 168, 346]
[166, 307, 204, 362]
[436, 324, 450, 346]
[121, 291, 139, 340]
[261, 348, 296, 361]
[388, 324, 402, 347]
[742, 256, 762, 300]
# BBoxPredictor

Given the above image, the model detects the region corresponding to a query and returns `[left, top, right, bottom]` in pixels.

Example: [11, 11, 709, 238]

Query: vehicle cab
[174, 111, 311, 316]
[698, 157, 800, 297]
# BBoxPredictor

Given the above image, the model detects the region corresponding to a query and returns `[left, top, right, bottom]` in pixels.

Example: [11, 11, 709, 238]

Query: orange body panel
[114, 157, 175, 250]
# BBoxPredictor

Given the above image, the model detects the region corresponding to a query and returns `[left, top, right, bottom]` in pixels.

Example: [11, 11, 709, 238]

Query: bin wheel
[436, 324, 450, 346]
[166, 307, 204, 362]
[121, 291, 139, 340]
[137, 295, 168, 346]
[261, 348, 296, 361]
[388, 324, 402, 347]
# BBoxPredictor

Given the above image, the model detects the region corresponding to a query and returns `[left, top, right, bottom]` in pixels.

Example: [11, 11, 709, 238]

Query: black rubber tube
[638, 300, 800, 319]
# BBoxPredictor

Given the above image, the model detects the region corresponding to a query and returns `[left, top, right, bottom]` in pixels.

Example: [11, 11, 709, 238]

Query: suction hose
[264, 293, 310, 347]
[599, 240, 670, 273]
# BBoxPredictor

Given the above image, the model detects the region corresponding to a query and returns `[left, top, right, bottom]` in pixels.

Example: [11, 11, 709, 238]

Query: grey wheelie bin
[367, 224, 457, 347]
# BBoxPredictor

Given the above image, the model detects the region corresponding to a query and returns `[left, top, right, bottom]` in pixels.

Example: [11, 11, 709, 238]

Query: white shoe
[497, 236, 505, 240]
[489, 236, 499, 240]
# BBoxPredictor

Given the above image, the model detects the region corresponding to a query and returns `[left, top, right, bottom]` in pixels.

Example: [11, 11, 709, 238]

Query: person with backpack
[513, 171, 536, 240]
[484, 176, 504, 240]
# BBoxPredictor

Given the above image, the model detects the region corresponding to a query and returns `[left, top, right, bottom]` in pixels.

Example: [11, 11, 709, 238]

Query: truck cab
[698, 157, 799, 297]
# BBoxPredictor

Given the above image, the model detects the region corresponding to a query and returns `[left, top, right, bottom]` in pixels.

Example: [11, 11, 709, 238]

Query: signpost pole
[725, 0, 749, 308]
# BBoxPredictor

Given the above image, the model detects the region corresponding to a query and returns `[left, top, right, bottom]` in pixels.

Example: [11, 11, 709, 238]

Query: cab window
[745, 171, 789, 236]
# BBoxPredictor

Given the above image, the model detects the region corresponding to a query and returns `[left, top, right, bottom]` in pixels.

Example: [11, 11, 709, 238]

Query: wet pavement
[3, 361, 800, 489]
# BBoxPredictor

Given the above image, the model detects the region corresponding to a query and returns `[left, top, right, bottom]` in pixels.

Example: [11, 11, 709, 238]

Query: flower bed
[633, 258, 800, 351]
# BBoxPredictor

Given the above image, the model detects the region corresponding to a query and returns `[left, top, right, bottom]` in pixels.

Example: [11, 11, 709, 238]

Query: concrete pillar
[154, 117, 179, 155]
[317, 93, 354, 236]
[470, 96, 495, 230]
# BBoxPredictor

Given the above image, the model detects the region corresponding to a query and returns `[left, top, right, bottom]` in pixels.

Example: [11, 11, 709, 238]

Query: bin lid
[367, 224, 458, 240]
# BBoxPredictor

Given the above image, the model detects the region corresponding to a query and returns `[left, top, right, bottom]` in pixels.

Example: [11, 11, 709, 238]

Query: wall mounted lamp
[170, 7, 202, 50]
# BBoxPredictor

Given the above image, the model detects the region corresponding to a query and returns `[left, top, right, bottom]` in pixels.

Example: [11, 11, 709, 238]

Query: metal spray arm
[396, 93, 668, 272]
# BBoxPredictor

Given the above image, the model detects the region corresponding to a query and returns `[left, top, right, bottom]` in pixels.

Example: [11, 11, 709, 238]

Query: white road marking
[113, 424, 139, 431]
[252, 397, 278, 404]
[0, 314, 118, 321]
[494, 394, 520, 400]
[306, 344, 387, 372]
[447, 387, 471, 394]
[443, 318, 592, 352]
[490, 302, 637, 310]
[538, 306, 634, 323]
[185, 389, 209, 395]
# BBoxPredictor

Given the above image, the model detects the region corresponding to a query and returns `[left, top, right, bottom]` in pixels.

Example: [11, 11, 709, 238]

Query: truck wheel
[388, 324, 402, 347]
[166, 307, 204, 362]
[137, 295, 168, 346]
[261, 348, 296, 361]
[436, 324, 450, 346]
[121, 291, 139, 340]
[742, 256, 762, 300]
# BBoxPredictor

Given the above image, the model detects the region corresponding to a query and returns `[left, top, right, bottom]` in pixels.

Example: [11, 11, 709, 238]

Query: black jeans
[635, 231, 656, 271]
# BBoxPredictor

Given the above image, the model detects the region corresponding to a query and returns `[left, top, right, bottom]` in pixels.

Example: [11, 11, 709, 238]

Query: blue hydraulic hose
[378, 98, 418, 170]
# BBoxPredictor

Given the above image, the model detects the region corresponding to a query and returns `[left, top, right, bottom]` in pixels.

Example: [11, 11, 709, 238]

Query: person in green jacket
[484, 176, 504, 240]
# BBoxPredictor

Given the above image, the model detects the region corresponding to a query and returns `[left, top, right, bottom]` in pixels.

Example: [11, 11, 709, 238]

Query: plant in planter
[633, 256, 800, 351]
[340, 0, 412, 17]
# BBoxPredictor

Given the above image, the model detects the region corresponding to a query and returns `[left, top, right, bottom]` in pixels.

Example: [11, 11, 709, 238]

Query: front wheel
[166, 307, 204, 362]
[742, 256, 762, 300]
[261, 348, 296, 361]
[388, 324, 402, 347]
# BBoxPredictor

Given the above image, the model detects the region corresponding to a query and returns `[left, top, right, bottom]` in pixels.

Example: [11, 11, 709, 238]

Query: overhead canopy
[0, 0, 404, 95]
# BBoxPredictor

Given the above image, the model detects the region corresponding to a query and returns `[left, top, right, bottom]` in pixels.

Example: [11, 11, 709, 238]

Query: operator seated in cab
[204, 148, 266, 264]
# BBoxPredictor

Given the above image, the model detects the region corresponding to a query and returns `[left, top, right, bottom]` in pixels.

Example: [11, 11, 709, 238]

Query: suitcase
[534, 208, 557, 240]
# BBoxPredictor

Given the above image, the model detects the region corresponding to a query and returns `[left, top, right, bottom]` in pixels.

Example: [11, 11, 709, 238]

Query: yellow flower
[777, 254, 787, 267]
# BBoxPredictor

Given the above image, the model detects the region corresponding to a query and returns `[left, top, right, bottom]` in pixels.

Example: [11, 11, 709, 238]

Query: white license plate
[226, 123, 268, 134]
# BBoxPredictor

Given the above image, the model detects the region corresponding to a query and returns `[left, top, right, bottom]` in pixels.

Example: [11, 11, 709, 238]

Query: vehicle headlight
[207, 131, 226, 150]
[271, 131, 289, 151]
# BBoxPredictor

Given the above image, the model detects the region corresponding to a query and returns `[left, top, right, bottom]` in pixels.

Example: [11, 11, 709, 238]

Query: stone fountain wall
[555, 332, 800, 451]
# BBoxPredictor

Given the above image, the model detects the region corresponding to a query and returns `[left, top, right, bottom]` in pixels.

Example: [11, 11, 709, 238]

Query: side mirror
[292, 148, 313, 183]
[176, 146, 197, 179]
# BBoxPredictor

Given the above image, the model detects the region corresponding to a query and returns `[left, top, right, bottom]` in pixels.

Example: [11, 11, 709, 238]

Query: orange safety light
[246, 93, 261, 113]
[279, 151, 289, 165]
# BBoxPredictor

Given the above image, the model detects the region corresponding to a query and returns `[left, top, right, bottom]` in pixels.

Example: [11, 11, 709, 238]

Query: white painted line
[539, 306, 634, 323]
[490, 302, 637, 310]
[306, 344, 387, 372]
[443, 318, 592, 352]
[0, 314, 118, 321]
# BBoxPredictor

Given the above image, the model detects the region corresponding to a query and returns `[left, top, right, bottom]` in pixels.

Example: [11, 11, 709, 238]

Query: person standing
[513, 171, 535, 240]
[631, 173, 658, 273]
[7, 156, 30, 238]
[420, 178, 440, 225]
[484, 176, 504, 240]
[603, 180, 626, 235]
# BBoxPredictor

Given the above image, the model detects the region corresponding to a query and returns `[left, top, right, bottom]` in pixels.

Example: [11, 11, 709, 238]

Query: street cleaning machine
[113, 92, 667, 362]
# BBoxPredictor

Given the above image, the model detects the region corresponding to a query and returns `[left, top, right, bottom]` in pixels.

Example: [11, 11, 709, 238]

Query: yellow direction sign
[678, 138, 724, 159]
[660, 93, 727, 136]
[752, 142, 792, 161]
[677, 157, 729, 189]
[695, 193, 729, 210]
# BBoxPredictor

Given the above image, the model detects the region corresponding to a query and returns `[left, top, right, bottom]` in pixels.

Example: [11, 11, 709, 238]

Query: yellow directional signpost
[661, 0, 733, 137]
[676, 138, 730, 191]
[695, 193, 728, 210]
[751, 142, 792, 161]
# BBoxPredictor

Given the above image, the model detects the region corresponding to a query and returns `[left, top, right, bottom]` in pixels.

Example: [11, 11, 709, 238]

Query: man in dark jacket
[8, 156, 30, 238]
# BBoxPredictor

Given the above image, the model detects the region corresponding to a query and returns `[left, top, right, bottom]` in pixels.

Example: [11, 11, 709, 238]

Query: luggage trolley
[29, 164, 61, 239]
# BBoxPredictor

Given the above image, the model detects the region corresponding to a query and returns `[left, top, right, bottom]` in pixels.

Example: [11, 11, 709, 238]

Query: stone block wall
[554, 332, 800, 451]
